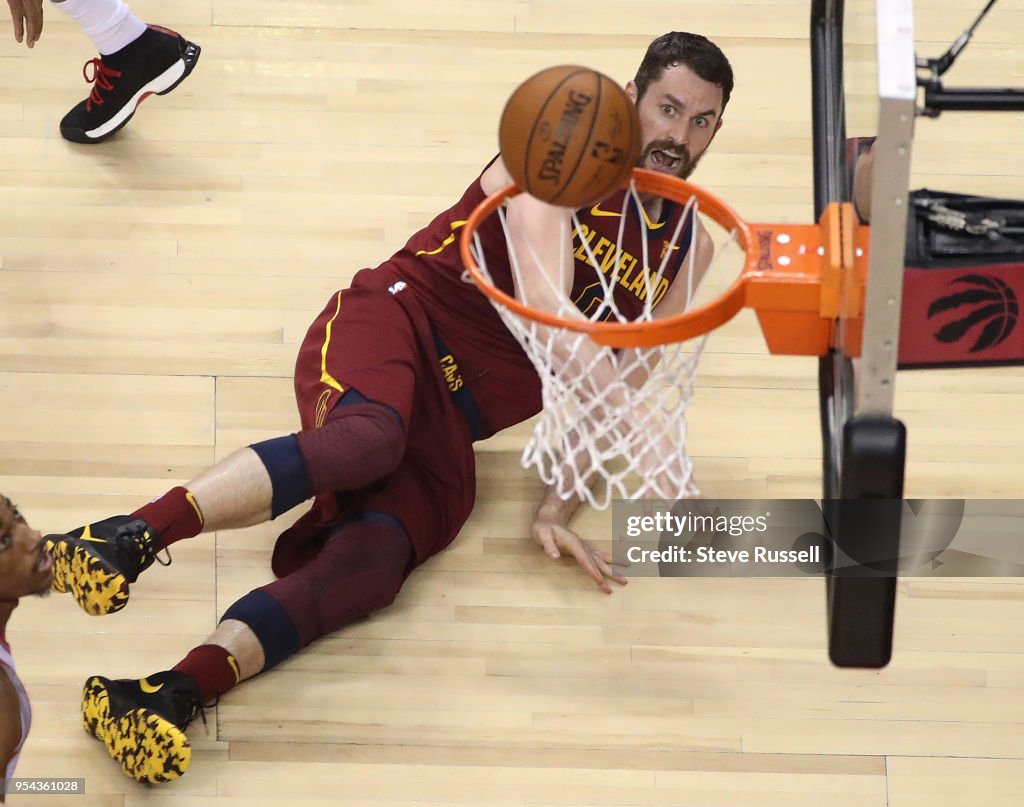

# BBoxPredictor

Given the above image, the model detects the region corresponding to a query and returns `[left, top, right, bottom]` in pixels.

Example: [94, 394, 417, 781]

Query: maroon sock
[132, 486, 204, 548]
[172, 644, 241, 702]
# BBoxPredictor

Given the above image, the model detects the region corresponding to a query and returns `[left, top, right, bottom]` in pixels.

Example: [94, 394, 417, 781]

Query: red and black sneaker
[60, 25, 201, 144]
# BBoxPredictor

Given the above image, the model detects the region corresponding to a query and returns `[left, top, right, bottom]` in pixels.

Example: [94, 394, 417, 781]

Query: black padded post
[825, 417, 906, 668]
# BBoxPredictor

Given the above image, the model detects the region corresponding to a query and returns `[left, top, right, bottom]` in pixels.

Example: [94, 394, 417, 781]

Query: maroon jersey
[356, 161, 695, 438]
[569, 190, 695, 321]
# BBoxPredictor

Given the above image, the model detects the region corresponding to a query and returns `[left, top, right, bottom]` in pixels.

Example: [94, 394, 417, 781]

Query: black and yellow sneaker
[45, 516, 165, 616]
[82, 671, 203, 784]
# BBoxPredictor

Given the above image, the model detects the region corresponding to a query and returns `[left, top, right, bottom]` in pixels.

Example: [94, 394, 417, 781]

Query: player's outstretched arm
[502, 189, 639, 414]
[6, 0, 43, 48]
[490, 170, 633, 591]
[485, 157, 706, 577]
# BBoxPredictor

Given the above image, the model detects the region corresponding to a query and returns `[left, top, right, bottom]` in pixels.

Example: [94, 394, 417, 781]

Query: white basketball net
[467, 181, 738, 508]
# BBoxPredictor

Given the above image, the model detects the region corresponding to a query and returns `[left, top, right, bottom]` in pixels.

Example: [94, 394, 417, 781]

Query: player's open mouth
[649, 149, 681, 171]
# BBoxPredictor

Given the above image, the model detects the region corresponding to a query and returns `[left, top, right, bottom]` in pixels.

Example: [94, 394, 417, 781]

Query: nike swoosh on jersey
[588, 203, 622, 218]
[589, 201, 666, 231]
[139, 678, 164, 694]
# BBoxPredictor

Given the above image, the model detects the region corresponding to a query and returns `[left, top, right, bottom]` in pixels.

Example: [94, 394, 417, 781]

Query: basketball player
[5, 0, 200, 143]
[44, 31, 734, 783]
[0, 496, 53, 797]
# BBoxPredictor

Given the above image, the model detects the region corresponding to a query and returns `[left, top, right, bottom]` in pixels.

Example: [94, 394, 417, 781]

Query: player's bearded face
[637, 139, 703, 179]
[627, 62, 723, 182]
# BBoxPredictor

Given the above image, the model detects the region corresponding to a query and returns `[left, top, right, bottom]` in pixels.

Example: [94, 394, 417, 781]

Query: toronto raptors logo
[928, 273, 1019, 352]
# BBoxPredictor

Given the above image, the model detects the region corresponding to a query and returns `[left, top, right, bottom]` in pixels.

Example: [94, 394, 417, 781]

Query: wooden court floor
[2, 1, 1023, 804]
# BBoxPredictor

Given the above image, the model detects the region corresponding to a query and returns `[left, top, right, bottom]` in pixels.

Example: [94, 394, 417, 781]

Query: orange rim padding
[459, 168, 866, 354]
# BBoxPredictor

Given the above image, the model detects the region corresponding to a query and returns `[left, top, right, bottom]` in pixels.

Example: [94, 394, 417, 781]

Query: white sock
[51, 0, 148, 56]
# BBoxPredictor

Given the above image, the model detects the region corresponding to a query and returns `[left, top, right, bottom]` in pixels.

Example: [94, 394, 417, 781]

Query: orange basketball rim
[459, 168, 870, 356]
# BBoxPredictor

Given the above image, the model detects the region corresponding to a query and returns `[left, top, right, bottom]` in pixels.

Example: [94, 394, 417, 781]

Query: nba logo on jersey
[388, 281, 408, 295]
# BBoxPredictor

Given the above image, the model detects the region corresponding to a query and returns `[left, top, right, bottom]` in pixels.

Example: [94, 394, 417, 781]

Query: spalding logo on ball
[499, 65, 642, 208]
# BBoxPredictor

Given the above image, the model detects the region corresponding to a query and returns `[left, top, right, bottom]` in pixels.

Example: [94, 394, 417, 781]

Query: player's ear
[625, 80, 638, 104]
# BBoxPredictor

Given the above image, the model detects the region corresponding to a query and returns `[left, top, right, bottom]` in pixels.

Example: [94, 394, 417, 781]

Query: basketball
[499, 65, 642, 208]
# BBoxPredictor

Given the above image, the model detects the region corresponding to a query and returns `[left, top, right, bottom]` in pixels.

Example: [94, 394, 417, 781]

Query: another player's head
[0, 495, 52, 603]
[626, 32, 734, 179]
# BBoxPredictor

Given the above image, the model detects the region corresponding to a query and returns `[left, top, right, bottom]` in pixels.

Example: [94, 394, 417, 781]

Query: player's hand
[530, 514, 628, 594]
[7, 0, 43, 47]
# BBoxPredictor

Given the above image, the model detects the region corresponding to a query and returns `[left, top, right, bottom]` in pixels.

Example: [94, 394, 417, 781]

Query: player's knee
[296, 398, 406, 495]
[249, 394, 406, 517]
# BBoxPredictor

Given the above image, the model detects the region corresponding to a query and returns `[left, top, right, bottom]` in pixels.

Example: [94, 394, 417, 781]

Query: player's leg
[130, 387, 406, 538]
[50, 0, 201, 143]
[46, 286, 418, 616]
[46, 388, 407, 616]
[78, 345, 477, 784]
[80, 514, 415, 783]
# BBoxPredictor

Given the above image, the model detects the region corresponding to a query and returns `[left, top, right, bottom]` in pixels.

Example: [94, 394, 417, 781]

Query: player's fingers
[27, 11, 42, 45]
[597, 549, 630, 569]
[535, 526, 560, 559]
[595, 554, 628, 586]
[11, 14, 25, 43]
[567, 541, 610, 593]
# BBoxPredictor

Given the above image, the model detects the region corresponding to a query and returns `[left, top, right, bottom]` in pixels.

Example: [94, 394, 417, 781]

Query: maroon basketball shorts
[275, 282, 477, 577]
